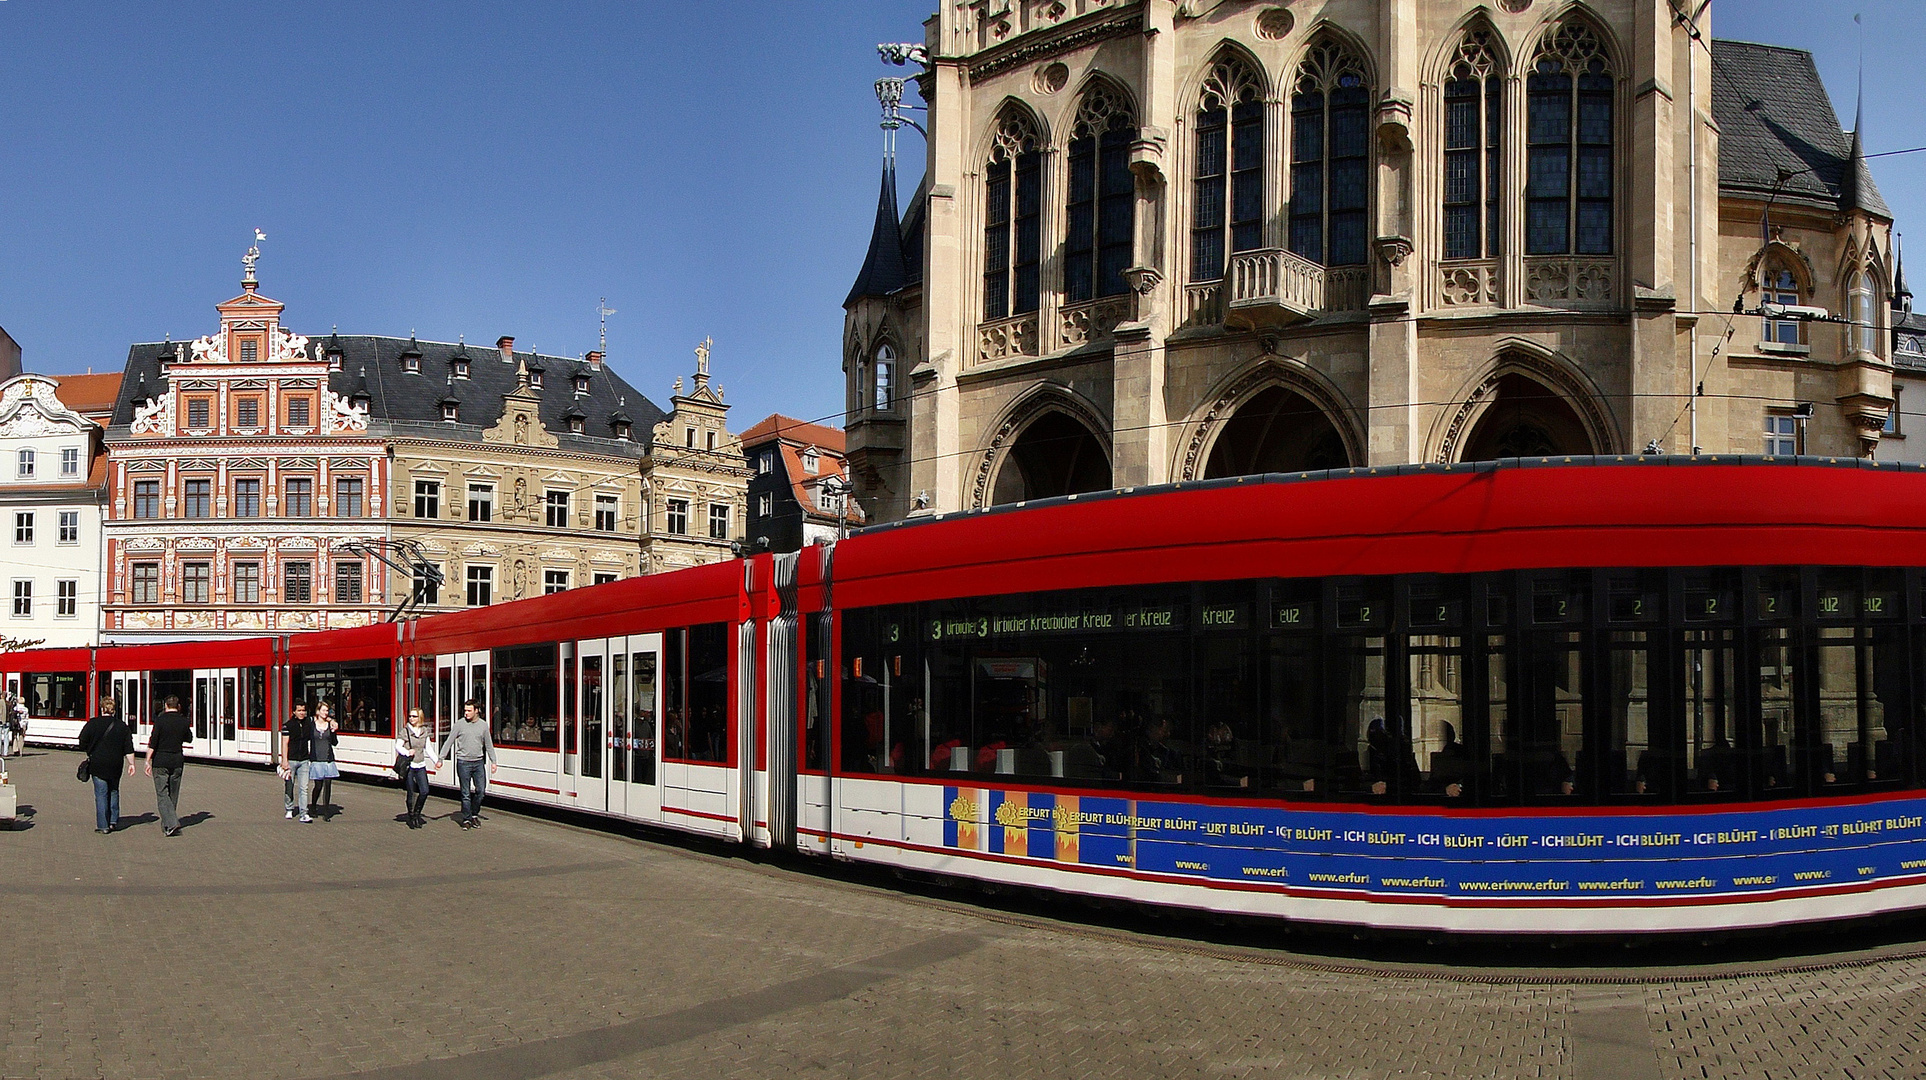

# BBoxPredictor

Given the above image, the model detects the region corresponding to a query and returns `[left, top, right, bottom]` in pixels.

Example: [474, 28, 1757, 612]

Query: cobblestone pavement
[3, 748, 1924, 1080]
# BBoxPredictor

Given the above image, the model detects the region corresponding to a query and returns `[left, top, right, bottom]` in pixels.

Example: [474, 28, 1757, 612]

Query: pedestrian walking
[439, 698, 496, 829]
[396, 707, 438, 828]
[279, 700, 316, 823]
[309, 703, 340, 820]
[145, 694, 193, 836]
[76, 697, 135, 834]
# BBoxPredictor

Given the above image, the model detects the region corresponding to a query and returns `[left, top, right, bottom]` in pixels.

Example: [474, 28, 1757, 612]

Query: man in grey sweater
[440, 698, 497, 830]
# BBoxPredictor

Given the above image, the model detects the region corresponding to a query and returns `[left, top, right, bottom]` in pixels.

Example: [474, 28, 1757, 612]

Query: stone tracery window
[983, 107, 1043, 320]
[1066, 83, 1136, 302]
[1761, 259, 1804, 344]
[1526, 20, 1614, 255]
[1444, 30, 1503, 260]
[873, 343, 895, 411]
[1290, 38, 1371, 268]
[1850, 271, 1881, 356]
[1191, 55, 1265, 281]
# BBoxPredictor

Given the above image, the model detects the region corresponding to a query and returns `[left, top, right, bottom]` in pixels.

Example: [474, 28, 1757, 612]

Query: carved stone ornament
[971, 387, 1111, 509]
[1255, 8, 1293, 41]
[130, 395, 175, 435]
[0, 376, 89, 438]
[323, 390, 369, 433]
[271, 327, 312, 362]
[1376, 236, 1414, 268]
[189, 334, 227, 364]
[1034, 62, 1069, 95]
[1179, 362, 1361, 481]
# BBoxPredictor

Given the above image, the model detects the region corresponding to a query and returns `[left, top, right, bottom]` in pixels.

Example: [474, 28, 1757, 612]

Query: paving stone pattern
[1, 748, 1921, 1080]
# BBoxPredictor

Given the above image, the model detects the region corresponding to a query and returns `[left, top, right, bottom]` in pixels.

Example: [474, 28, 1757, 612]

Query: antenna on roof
[598, 298, 617, 357]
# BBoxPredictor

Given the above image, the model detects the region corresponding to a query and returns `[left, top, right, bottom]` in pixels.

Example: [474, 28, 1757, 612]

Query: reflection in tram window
[687, 623, 729, 763]
[20, 671, 86, 718]
[294, 661, 393, 736]
[244, 667, 268, 729]
[490, 644, 558, 749]
[1684, 629, 1740, 796]
[580, 653, 603, 779]
[611, 651, 629, 783]
[661, 629, 684, 761]
[1607, 632, 1654, 797]
[631, 651, 656, 782]
[561, 645, 577, 776]
[1407, 634, 1464, 798]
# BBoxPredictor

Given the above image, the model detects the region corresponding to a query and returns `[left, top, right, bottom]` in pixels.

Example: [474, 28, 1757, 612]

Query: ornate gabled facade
[103, 273, 389, 640]
[104, 260, 752, 637]
[844, 1, 1896, 524]
[0, 373, 111, 649]
[641, 340, 750, 574]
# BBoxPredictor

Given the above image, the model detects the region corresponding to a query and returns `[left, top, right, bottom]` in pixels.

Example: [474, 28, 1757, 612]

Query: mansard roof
[1712, 39, 1891, 218]
[110, 336, 669, 456]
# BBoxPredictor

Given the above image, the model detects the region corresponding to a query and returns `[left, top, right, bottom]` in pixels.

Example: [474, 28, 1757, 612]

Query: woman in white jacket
[396, 708, 438, 829]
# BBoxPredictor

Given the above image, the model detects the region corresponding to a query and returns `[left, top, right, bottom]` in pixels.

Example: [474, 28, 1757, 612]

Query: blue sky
[0, 2, 1918, 430]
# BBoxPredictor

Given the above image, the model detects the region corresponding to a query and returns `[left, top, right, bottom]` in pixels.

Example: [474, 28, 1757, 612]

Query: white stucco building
[0, 374, 112, 650]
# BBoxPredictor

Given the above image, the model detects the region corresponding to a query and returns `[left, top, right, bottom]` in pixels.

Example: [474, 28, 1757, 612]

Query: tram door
[434, 652, 490, 755]
[572, 636, 660, 820]
[109, 672, 149, 746]
[192, 669, 242, 759]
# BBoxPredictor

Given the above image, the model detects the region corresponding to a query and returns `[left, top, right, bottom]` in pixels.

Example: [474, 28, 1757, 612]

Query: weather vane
[599, 298, 617, 355]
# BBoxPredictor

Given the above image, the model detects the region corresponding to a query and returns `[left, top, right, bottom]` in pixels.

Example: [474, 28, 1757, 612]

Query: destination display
[940, 786, 1926, 901]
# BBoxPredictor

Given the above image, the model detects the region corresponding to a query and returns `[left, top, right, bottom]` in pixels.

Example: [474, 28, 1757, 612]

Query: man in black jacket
[145, 695, 193, 836]
[76, 698, 135, 834]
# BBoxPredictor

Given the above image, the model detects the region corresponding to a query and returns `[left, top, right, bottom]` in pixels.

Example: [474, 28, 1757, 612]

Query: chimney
[586, 350, 604, 372]
[496, 336, 515, 364]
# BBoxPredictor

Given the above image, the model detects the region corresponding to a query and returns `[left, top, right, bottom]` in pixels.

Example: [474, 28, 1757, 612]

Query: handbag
[393, 752, 410, 779]
[76, 758, 92, 782]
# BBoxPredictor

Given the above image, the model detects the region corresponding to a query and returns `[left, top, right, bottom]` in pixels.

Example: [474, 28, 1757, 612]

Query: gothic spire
[843, 158, 910, 308]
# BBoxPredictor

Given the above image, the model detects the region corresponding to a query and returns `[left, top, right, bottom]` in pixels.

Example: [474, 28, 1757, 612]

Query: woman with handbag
[75, 697, 135, 834]
[395, 708, 438, 829]
[308, 703, 341, 820]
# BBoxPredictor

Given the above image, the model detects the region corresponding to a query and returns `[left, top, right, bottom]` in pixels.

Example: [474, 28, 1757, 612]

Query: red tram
[12, 457, 1926, 934]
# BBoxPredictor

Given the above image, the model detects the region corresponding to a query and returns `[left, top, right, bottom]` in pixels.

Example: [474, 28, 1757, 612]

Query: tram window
[1753, 568, 1800, 622]
[1519, 631, 1583, 798]
[611, 649, 628, 783]
[491, 644, 558, 749]
[1198, 610, 1259, 790]
[631, 649, 656, 783]
[685, 623, 729, 763]
[294, 661, 392, 736]
[1407, 633, 1466, 797]
[661, 628, 686, 760]
[580, 653, 603, 779]
[1683, 629, 1741, 796]
[1606, 571, 1662, 625]
[1265, 634, 1324, 794]
[1530, 573, 1587, 626]
[20, 671, 86, 717]
[561, 645, 577, 775]
[1327, 634, 1385, 795]
[1815, 626, 1862, 785]
[1682, 570, 1738, 625]
[1868, 625, 1908, 785]
[803, 615, 826, 771]
[1752, 626, 1798, 797]
[243, 667, 267, 729]
[1866, 569, 1903, 621]
[1605, 632, 1658, 797]
[1483, 636, 1513, 798]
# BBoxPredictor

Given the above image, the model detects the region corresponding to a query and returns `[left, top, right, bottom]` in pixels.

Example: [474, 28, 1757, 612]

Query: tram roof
[828, 455, 1926, 608]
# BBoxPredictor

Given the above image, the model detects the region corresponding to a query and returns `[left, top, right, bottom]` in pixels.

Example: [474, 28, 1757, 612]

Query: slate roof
[1711, 39, 1891, 218]
[844, 161, 926, 308]
[109, 336, 668, 457]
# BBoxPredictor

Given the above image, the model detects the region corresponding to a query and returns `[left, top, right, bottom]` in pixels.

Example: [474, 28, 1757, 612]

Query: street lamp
[815, 475, 855, 541]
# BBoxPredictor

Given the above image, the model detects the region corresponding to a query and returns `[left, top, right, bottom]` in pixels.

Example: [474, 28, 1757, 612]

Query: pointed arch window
[1526, 21, 1614, 255]
[873, 343, 895, 411]
[1067, 85, 1136, 302]
[1290, 39, 1371, 267]
[1444, 31, 1503, 260]
[1762, 261, 1804, 344]
[983, 109, 1043, 320]
[1850, 271, 1880, 355]
[1191, 57, 1264, 281]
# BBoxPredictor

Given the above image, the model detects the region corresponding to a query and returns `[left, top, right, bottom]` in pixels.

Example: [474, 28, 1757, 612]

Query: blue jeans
[455, 758, 487, 821]
[91, 775, 120, 831]
[283, 759, 312, 815]
[405, 766, 430, 816]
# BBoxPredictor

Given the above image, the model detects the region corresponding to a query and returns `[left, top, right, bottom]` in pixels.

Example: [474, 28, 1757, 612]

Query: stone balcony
[1225, 247, 1327, 328]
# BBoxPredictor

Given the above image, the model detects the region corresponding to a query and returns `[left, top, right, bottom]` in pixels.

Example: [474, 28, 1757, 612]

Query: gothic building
[843, 0, 1897, 523]
[103, 262, 748, 642]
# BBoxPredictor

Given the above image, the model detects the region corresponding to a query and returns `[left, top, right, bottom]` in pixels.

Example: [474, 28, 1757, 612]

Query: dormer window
[327, 350, 343, 372]
[802, 448, 820, 475]
[529, 370, 543, 388]
[574, 375, 591, 395]
[404, 354, 421, 374]
[441, 401, 459, 422]
[239, 340, 258, 363]
[568, 416, 585, 434]
[453, 359, 470, 379]
[614, 420, 632, 440]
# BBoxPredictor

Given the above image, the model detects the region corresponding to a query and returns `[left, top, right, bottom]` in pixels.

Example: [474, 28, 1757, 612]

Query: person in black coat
[76, 697, 136, 834]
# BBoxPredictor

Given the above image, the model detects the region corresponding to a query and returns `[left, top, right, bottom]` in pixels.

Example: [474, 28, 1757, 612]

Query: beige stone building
[843, 0, 1896, 524]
